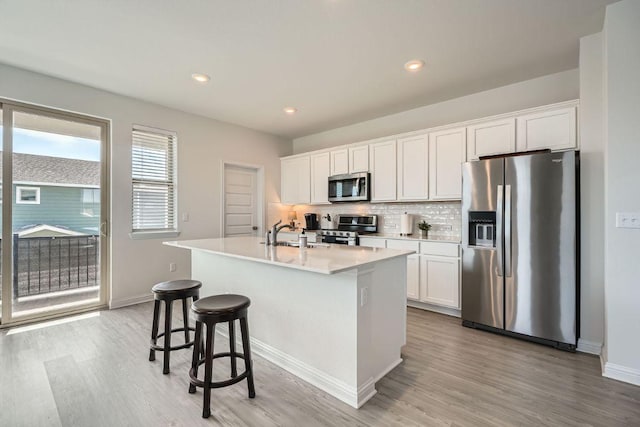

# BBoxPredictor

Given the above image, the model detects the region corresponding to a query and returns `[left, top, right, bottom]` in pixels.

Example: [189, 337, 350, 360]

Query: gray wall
[578, 32, 605, 353]
[0, 62, 292, 308]
[293, 69, 579, 153]
[602, 0, 640, 384]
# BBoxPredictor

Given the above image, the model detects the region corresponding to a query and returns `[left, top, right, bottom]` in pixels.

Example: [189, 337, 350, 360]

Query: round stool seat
[152, 279, 202, 294]
[192, 294, 250, 316]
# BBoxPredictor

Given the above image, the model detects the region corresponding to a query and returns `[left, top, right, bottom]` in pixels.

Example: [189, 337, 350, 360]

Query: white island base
[167, 238, 409, 408]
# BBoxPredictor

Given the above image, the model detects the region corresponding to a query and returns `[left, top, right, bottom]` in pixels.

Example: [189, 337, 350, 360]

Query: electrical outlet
[169, 262, 177, 272]
[360, 287, 368, 307]
[616, 212, 640, 229]
[182, 212, 190, 222]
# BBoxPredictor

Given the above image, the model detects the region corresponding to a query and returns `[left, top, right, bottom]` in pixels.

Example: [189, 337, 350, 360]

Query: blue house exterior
[0, 152, 100, 235]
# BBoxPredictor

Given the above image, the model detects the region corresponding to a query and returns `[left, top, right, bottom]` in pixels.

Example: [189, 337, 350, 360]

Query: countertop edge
[164, 240, 413, 275]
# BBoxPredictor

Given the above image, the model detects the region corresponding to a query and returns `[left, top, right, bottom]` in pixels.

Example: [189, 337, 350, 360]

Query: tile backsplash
[268, 201, 461, 239]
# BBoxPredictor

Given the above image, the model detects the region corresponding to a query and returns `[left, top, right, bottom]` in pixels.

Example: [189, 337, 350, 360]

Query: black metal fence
[0, 234, 101, 298]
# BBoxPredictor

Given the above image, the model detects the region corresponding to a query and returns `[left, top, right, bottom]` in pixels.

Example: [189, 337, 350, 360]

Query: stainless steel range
[317, 215, 377, 246]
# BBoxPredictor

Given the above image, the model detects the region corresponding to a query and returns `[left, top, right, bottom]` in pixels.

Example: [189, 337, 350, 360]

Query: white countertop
[164, 236, 413, 275]
[363, 233, 461, 244]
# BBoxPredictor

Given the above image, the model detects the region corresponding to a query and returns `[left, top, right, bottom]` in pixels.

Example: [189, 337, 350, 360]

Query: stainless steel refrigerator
[461, 150, 578, 351]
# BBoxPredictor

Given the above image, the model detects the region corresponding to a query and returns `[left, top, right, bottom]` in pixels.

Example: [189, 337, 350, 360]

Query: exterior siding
[2, 184, 100, 234]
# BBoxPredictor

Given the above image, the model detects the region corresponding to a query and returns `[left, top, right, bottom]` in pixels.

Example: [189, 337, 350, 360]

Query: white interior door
[224, 164, 258, 237]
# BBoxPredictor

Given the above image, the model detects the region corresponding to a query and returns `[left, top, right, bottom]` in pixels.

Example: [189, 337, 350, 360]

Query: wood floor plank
[1, 304, 639, 426]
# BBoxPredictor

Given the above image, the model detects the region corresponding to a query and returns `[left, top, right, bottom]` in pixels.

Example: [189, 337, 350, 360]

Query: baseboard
[577, 339, 602, 355]
[109, 293, 153, 309]
[407, 300, 461, 318]
[216, 327, 374, 408]
[603, 362, 640, 386]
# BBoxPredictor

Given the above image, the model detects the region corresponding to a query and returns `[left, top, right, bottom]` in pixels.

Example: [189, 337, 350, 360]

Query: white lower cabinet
[359, 237, 460, 309]
[419, 255, 460, 309]
[358, 237, 386, 248]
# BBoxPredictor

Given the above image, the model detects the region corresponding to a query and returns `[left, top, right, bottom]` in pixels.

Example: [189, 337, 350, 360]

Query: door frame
[220, 161, 265, 237]
[0, 98, 111, 326]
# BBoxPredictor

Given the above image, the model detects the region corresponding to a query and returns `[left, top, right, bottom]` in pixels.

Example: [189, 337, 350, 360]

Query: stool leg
[192, 295, 205, 359]
[189, 321, 202, 394]
[149, 299, 161, 361]
[229, 320, 237, 378]
[182, 297, 190, 344]
[203, 322, 215, 418]
[240, 316, 256, 398]
[163, 299, 173, 374]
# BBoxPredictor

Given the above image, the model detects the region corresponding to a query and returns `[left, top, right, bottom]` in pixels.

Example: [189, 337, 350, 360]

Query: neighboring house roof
[0, 152, 99, 186]
[17, 224, 85, 238]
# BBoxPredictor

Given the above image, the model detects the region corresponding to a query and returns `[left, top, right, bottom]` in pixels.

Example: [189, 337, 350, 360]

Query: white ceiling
[0, 0, 614, 139]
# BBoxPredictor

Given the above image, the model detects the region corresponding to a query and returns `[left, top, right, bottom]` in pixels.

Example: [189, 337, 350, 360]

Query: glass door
[1, 102, 109, 325]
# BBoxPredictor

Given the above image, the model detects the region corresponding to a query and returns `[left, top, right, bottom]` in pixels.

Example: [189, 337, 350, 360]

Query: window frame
[16, 186, 41, 205]
[129, 124, 179, 239]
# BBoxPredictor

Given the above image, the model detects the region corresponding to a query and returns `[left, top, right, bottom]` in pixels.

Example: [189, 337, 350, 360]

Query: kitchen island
[164, 236, 412, 408]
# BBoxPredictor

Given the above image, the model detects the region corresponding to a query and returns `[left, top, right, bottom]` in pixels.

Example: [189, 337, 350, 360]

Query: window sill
[129, 231, 180, 240]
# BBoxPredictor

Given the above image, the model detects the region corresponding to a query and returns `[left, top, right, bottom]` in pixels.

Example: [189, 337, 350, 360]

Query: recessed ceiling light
[191, 73, 210, 83]
[283, 107, 297, 115]
[404, 60, 425, 72]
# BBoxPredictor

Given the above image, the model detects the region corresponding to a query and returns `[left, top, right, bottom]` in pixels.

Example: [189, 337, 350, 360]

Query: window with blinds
[131, 125, 177, 233]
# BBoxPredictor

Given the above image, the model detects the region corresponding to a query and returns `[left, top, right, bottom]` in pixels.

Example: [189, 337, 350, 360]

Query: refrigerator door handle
[505, 184, 512, 277]
[496, 185, 504, 277]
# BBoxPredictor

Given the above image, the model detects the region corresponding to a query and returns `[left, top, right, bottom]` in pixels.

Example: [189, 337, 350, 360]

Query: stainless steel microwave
[328, 172, 370, 202]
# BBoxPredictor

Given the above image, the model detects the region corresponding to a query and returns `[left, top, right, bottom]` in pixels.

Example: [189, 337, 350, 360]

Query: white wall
[293, 69, 578, 153]
[578, 32, 605, 354]
[0, 63, 291, 308]
[602, 0, 640, 386]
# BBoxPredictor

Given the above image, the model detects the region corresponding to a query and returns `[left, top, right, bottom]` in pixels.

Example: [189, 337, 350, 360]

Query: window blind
[131, 126, 176, 233]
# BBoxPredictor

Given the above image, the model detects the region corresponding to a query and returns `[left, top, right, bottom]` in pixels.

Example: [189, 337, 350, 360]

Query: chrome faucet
[270, 219, 294, 246]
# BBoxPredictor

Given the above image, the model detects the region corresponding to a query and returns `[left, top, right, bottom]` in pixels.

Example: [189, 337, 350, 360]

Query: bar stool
[149, 279, 202, 374]
[188, 294, 256, 418]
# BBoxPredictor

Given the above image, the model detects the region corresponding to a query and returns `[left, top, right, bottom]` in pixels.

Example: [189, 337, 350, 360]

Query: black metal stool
[149, 279, 202, 374]
[188, 294, 256, 418]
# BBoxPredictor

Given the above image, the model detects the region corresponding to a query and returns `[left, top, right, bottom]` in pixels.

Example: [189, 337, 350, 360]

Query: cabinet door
[358, 237, 386, 248]
[516, 106, 577, 152]
[467, 118, 516, 161]
[281, 158, 297, 204]
[420, 256, 460, 309]
[349, 145, 369, 173]
[386, 239, 421, 301]
[310, 152, 330, 205]
[428, 127, 465, 200]
[406, 254, 420, 300]
[330, 149, 349, 176]
[369, 140, 397, 201]
[397, 134, 429, 201]
[280, 156, 310, 204]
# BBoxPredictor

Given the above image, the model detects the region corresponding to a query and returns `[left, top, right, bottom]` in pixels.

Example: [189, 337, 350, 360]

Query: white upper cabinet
[516, 106, 577, 152]
[330, 149, 349, 176]
[310, 152, 330, 205]
[397, 134, 429, 201]
[466, 118, 516, 161]
[280, 156, 310, 205]
[369, 140, 397, 202]
[429, 127, 466, 200]
[349, 145, 369, 173]
[332, 146, 369, 175]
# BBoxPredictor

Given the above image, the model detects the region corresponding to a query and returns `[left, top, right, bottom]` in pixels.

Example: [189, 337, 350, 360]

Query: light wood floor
[1, 303, 639, 427]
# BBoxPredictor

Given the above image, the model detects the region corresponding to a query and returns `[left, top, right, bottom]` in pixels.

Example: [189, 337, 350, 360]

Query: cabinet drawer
[359, 237, 386, 248]
[420, 242, 459, 257]
[386, 239, 420, 253]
